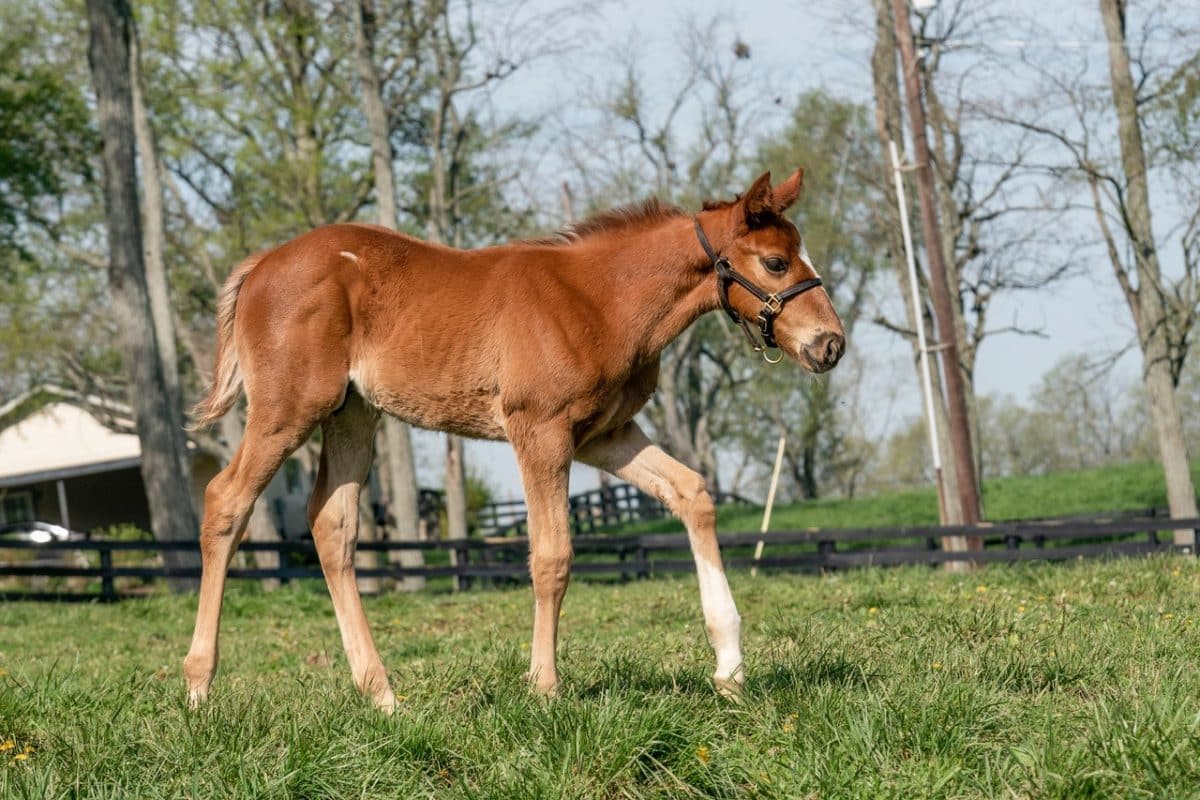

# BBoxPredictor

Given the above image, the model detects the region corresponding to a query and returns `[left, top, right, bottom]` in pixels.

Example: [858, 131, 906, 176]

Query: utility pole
[890, 0, 982, 526]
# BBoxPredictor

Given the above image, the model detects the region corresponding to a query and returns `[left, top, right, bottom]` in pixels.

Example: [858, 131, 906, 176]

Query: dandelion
[1162, 612, 1175, 620]
[931, 661, 943, 671]
[0, 741, 13, 753]
[1017, 605, 1026, 614]
[976, 585, 988, 593]
[867, 607, 878, 615]
[697, 745, 711, 764]
[782, 722, 795, 733]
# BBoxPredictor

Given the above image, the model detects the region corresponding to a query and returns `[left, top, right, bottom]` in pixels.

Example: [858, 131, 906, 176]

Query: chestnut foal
[185, 169, 845, 710]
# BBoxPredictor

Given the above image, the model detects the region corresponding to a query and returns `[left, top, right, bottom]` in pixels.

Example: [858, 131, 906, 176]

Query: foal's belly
[350, 355, 508, 441]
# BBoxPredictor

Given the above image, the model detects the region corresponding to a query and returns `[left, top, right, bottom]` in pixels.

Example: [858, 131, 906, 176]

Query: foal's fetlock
[523, 668, 561, 698]
[183, 654, 216, 709]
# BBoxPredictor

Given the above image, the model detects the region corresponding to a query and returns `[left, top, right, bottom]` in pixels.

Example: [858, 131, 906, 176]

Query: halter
[694, 218, 824, 364]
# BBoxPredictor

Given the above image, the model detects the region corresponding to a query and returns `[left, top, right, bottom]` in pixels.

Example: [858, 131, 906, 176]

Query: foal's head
[699, 169, 846, 373]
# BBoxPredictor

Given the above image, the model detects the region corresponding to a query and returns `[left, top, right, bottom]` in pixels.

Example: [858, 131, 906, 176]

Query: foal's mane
[524, 197, 686, 246]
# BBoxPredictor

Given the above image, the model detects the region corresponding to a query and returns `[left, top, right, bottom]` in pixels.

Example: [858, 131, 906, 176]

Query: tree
[351, 0, 425, 590]
[736, 90, 881, 500]
[868, 0, 963, 522]
[86, 0, 200, 590]
[395, 0, 555, 554]
[999, 0, 1199, 542]
[1097, 0, 1198, 540]
[558, 18, 779, 490]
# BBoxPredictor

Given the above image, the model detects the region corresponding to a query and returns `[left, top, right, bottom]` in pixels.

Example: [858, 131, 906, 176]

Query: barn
[0, 386, 309, 536]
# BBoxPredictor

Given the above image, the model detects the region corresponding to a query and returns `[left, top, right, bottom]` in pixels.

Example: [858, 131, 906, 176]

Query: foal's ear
[773, 168, 805, 212]
[741, 171, 774, 223]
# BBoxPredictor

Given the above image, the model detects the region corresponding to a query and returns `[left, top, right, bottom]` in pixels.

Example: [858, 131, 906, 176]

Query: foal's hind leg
[577, 422, 743, 697]
[184, 413, 313, 707]
[307, 392, 397, 711]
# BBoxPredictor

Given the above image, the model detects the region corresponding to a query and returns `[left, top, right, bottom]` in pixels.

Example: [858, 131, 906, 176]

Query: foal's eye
[761, 256, 787, 273]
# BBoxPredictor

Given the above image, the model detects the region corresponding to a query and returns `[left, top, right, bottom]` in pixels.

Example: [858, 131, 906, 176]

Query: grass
[4, 557, 1200, 798]
[628, 460, 1200, 535]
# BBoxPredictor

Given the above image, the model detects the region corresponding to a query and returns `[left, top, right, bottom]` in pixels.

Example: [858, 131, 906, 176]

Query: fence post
[99, 547, 115, 602]
[455, 543, 470, 591]
[817, 539, 835, 571]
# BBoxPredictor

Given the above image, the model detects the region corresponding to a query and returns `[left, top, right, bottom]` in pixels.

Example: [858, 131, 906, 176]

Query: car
[0, 520, 87, 544]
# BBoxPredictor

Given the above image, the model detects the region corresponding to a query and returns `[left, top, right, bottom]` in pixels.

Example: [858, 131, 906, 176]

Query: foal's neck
[587, 215, 720, 357]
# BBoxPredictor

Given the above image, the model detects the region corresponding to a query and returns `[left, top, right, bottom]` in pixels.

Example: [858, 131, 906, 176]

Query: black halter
[694, 219, 824, 361]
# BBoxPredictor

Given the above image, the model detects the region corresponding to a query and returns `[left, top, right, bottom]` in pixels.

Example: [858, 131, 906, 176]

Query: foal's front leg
[578, 422, 744, 696]
[509, 420, 573, 695]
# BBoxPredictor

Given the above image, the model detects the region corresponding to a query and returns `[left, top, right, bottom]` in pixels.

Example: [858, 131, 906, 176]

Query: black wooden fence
[2, 513, 1196, 601]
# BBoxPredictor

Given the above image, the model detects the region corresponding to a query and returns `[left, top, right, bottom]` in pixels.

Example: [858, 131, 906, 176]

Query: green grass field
[4, 555, 1200, 799]
[632, 460, 1200, 534]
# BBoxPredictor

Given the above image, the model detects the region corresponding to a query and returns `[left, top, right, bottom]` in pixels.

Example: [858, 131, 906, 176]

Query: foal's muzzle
[801, 330, 845, 373]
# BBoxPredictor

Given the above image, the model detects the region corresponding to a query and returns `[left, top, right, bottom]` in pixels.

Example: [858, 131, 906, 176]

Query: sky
[412, 0, 1191, 499]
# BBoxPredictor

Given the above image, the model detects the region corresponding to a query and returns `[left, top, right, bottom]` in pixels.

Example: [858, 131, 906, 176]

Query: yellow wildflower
[12, 753, 27, 762]
[976, 585, 987, 593]
[867, 607, 878, 615]
[697, 746, 711, 764]
[931, 661, 943, 671]
[1017, 606, 1026, 614]
[0, 741, 13, 752]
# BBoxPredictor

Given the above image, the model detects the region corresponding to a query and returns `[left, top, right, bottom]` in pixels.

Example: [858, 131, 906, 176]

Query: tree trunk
[444, 435, 468, 590]
[891, 0, 982, 531]
[353, 0, 425, 588]
[1099, 0, 1198, 543]
[129, 32, 180, 408]
[870, 0, 964, 528]
[87, 0, 200, 591]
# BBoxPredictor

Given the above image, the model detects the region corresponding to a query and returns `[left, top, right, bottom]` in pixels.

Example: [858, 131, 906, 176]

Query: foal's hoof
[373, 690, 398, 715]
[713, 669, 745, 702]
[186, 687, 208, 710]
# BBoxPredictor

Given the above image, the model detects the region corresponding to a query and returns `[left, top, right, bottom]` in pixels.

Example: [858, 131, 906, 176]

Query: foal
[185, 169, 845, 710]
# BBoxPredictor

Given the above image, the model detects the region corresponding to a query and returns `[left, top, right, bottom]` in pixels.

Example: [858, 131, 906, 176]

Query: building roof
[0, 396, 142, 488]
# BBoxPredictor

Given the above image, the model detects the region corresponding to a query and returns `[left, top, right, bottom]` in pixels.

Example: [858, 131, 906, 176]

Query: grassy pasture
[3, 556, 1200, 799]
[628, 459, 1200, 535]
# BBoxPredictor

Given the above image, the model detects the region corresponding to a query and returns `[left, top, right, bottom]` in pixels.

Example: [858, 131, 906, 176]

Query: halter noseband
[694, 219, 824, 363]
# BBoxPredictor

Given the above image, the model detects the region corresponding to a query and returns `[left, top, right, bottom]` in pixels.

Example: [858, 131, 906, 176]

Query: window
[0, 491, 34, 525]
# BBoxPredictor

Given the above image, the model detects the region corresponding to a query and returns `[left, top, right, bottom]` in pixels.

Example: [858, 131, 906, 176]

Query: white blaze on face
[798, 236, 820, 278]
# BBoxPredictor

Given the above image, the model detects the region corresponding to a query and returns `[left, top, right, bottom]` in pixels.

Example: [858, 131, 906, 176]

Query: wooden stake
[752, 435, 787, 577]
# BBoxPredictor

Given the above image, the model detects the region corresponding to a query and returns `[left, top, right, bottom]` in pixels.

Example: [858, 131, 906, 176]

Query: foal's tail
[188, 253, 264, 429]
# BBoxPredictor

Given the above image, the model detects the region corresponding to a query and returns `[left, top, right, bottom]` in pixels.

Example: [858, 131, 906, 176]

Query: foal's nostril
[824, 333, 845, 365]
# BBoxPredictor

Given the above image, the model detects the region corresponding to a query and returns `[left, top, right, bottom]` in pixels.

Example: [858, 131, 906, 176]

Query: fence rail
[2, 512, 1197, 602]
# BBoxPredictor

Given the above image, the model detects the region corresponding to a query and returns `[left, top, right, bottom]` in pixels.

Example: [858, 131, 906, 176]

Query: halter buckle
[763, 294, 783, 316]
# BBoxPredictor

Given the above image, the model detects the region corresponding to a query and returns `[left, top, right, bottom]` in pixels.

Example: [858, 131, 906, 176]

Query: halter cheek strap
[694, 219, 824, 361]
